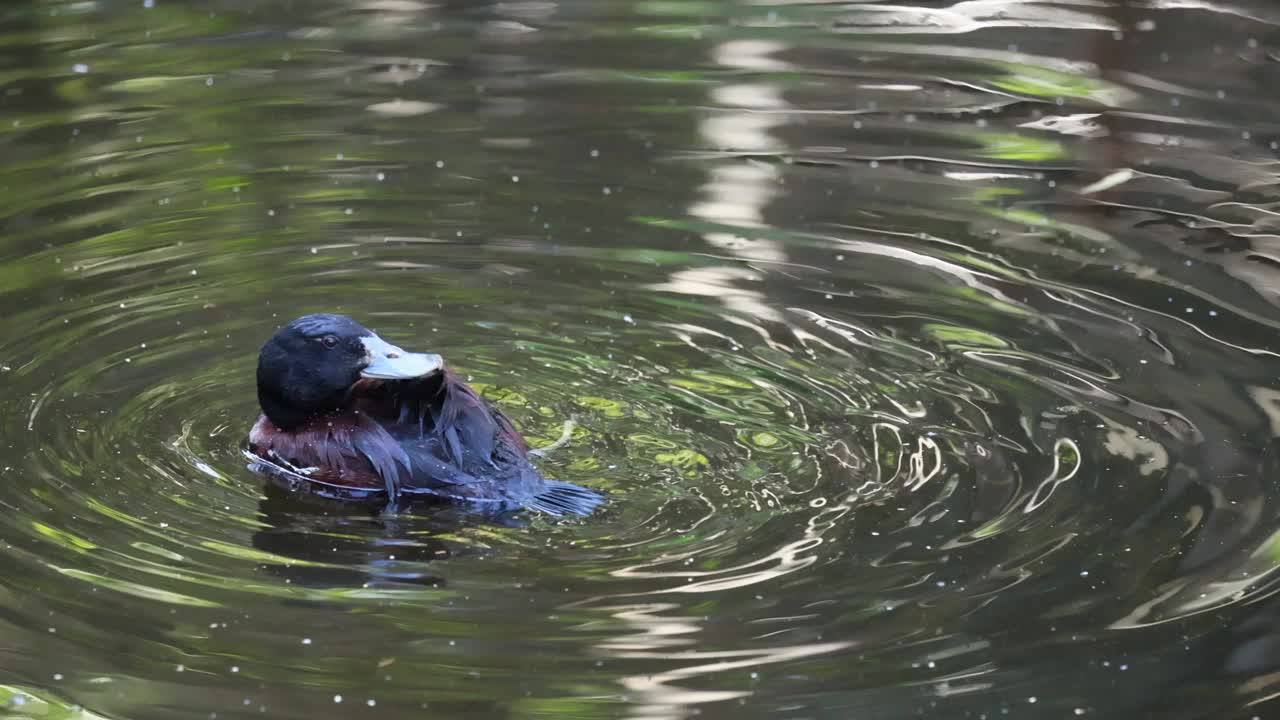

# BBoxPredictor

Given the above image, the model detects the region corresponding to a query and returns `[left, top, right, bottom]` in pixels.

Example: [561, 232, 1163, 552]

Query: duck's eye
[321, 335, 339, 349]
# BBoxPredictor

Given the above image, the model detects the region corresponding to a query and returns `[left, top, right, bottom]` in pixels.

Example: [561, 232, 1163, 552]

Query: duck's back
[362, 372, 602, 515]
[386, 420, 543, 504]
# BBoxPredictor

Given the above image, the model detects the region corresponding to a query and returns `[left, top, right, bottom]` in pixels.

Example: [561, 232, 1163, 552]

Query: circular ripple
[1, 213, 1271, 720]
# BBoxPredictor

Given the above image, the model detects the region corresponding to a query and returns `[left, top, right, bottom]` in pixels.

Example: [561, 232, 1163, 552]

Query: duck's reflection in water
[250, 480, 530, 590]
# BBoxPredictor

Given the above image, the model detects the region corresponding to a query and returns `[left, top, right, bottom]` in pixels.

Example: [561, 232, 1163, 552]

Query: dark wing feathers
[435, 375, 504, 461]
[443, 424, 466, 466]
[351, 421, 412, 496]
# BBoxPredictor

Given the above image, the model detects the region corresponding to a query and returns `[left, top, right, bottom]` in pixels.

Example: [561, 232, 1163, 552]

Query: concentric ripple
[2, 0, 1280, 719]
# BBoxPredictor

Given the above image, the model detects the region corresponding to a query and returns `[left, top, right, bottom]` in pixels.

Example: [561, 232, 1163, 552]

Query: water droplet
[72, 64, 89, 74]
[205, 77, 214, 86]
[333, 695, 342, 704]
[376, 172, 385, 181]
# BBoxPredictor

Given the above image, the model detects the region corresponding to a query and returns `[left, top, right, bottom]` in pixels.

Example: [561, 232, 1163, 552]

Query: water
[1, 0, 1279, 717]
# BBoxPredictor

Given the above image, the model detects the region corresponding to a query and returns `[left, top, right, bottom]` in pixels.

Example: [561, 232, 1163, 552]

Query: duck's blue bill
[359, 334, 443, 380]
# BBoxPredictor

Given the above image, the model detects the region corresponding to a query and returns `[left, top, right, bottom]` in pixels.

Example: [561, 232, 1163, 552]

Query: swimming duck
[247, 314, 602, 516]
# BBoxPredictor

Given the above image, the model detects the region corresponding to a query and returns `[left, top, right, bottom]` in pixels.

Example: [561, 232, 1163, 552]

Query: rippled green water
[3, 0, 1280, 718]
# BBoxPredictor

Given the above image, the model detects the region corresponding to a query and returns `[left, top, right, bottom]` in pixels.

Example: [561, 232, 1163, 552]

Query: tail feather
[525, 480, 604, 517]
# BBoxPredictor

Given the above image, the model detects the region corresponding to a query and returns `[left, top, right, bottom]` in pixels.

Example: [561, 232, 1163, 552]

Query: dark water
[2, 0, 1280, 718]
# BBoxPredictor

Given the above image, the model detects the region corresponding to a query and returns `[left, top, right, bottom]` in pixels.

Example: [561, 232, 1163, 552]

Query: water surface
[2, 1, 1280, 718]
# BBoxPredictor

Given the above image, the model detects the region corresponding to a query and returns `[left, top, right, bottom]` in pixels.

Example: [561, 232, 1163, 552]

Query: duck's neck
[257, 385, 355, 432]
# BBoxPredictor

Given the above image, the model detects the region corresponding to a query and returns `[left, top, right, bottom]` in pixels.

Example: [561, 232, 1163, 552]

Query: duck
[246, 313, 602, 516]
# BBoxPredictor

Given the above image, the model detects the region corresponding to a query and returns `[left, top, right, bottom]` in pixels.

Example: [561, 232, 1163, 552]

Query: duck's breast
[248, 415, 390, 489]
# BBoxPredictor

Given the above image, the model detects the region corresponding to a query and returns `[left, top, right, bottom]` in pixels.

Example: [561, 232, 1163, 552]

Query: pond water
[2, 0, 1280, 718]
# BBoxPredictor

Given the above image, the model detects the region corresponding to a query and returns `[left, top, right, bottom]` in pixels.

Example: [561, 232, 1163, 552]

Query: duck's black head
[256, 314, 443, 430]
